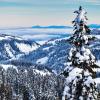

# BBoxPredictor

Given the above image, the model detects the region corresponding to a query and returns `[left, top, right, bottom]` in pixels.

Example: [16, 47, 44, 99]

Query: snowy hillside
[91, 29, 100, 35]
[0, 64, 51, 76]
[17, 38, 70, 73]
[0, 34, 39, 62]
[13, 36, 99, 74]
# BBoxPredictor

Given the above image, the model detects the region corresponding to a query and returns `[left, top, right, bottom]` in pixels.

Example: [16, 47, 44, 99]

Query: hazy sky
[0, 0, 100, 27]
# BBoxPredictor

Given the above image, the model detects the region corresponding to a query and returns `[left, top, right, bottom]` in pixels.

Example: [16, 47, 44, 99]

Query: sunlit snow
[15, 42, 39, 54]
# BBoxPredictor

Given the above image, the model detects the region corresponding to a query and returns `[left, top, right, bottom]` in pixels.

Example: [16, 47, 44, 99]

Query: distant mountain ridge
[32, 24, 100, 29]
[32, 25, 72, 29]
[89, 24, 100, 28]
[0, 24, 99, 30]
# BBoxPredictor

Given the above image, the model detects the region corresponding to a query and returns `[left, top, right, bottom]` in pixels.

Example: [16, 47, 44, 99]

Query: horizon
[0, 24, 100, 29]
[0, 0, 100, 27]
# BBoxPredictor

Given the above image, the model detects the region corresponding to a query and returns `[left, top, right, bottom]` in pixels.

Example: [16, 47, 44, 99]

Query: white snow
[0, 35, 22, 41]
[63, 86, 70, 95]
[94, 78, 100, 84]
[82, 35, 88, 44]
[0, 36, 6, 40]
[81, 46, 85, 52]
[85, 48, 91, 55]
[22, 34, 51, 40]
[84, 76, 94, 87]
[43, 47, 50, 51]
[33, 69, 51, 76]
[70, 47, 95, 64]
[0, 64, 18, 71]
[96, 60, 100, 66]
[65, 68, 83, 83]
[4, 44, 14, 58]
[93, 35, 100, 39]
[94, 78, 100, 92]
[37, 40, 47, 45]
[69, 67, 83, 76]
[36, 57, 48, 64]
[68, 47, 76, 60]
[0, 35, 12, 40]
[76, 52, 81, 58]
[74, 8, 87, 23]
[15, 42, 39, 54]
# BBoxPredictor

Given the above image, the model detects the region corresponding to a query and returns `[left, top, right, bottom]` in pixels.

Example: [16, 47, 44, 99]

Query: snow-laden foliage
[62, 63, 98, 100]
[62, 6, 99, 100]
[0, 65, 65, 100]
[68, 46, 95, 65]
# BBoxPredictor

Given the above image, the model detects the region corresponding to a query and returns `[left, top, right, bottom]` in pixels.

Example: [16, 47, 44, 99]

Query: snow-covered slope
[18, 38, 71, 73]
[0, 30, 99, 74]
[0, 34, 39, 62]
[0, 63, 51, 76]
[0, 64, 18, 71]
[91, 29, 100, 35]
[17, 36, 100, 74]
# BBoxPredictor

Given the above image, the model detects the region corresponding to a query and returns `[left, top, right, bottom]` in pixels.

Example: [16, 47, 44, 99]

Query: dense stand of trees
[0, 65, 65, 100]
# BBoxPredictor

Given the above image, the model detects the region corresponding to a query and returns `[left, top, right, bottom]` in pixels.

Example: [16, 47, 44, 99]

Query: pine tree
[62, 6, 99, 100]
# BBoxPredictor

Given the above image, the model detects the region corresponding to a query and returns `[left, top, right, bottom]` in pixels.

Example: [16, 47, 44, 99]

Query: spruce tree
[62, 6, 99, 100]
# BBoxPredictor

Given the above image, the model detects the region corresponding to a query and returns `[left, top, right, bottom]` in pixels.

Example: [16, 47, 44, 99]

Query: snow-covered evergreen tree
[62, 6, 99, 100]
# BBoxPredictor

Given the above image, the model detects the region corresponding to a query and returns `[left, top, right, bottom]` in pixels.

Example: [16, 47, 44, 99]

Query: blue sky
[0, 0, 100, 27]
